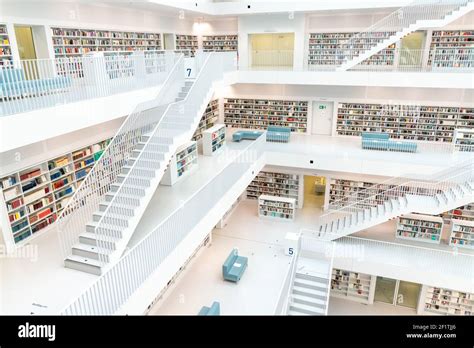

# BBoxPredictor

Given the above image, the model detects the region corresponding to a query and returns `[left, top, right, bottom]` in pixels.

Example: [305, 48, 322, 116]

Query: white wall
[238, 13, 306, 69]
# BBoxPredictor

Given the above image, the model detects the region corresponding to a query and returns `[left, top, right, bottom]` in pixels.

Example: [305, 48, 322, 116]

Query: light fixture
[288, 11, 294, 20]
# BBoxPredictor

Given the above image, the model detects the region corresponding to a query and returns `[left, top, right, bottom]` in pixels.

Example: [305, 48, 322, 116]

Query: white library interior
[0, 0, 473, 316]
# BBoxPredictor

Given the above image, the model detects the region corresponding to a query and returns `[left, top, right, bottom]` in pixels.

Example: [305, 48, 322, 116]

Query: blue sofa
[198, 301, 220, 315]
[0, 68, 72, 99]
[361, 132, 417, 153]
[232, 130, 263, 142]
[266, 126, 291, 143]
[222, 248, 248, 282]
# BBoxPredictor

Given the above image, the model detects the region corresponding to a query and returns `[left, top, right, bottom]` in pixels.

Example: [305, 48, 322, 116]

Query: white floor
[328, 297, 416, 315]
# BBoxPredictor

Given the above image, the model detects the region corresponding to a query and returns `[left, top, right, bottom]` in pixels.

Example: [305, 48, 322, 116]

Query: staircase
[288, 256, 332, 315]
[337, 0, 474, 71]
[311, 160, 474, 241]
[59, 52, 236, 275]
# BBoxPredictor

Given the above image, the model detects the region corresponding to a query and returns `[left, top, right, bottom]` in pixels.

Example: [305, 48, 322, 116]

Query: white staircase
[288, 256, 332, 316]
[337, 0, 474, 71]
[311, 160, 474, 241]
[59, 52, 236, 275]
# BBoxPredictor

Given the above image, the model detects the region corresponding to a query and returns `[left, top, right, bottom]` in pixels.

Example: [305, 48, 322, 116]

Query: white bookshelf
[442, 203, 474, 223]
[0, 138, 110, 245]
[202, 124, 226, 156]
[0, 24, 12, 65]
[192, 99, 219, 141]
[258, 194, 296, 221]
[330, 268, 376, 304]
[175, 34, 198, 57]
[449, 219, 474, 250]
[215, 193, 244, 229]
[428, 30, 474, 69]
[202, 35, 238, 52]
[224, 98, 308, 133]
[396, 213, 443, 244]
[454, 128, 474, 152]
[423, 285, 473, 316]
[161, 141, 198, 186]
[246, 171, 301, 208]
[336, 102, 474, 143]
[308, 32, 397, 68]
[51, 27, 162, 58]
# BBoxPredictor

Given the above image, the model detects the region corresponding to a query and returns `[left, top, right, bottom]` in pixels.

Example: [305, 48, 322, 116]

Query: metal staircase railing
[57, 53, 184, 258]
[337, 0, 472, 70]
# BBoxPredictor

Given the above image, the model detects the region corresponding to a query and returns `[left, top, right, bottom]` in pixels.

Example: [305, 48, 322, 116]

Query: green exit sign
[319, 105, 327, 110]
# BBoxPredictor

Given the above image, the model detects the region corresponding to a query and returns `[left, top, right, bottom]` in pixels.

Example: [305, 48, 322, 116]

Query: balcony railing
[0, 50, 179, 116]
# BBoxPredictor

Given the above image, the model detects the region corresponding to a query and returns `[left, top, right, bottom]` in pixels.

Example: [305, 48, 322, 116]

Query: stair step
[93, 210, 132, 222]
[291, 293, 327, 308]
[120, 166, 156, 178]
[79, 232, 119, 249]
[294, 279, 328, 292]
[104, 192, 141, 206]
[116, 174, 152, 187]
[136, 142, 169, 152]
[141, 135, 174, 145]
[64, 255, 103, 275]
[287, 309, 310, 316]
[292, 285, 327, 300]
[289, 302, 325, 315]
[72, 242, 112, 261]
[126, 157, 163, 170]
[130, 150, 165, 162]
[86, 221, 123, 237]
[159, 122, 190, 130]
[98, 201, 135, 215]
[110, 183, 147, 196]
[295, 272, 329, 284]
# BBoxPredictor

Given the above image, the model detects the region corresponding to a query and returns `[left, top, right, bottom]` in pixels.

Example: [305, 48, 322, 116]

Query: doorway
[374, 276, 421, 309]
[398, 31, 426, 68]
[311, 101, 333, 135]
[14, 25, 37, 60]
[249, 33, 294, 69]
[303, 175, 326, 210]
[163, 33, 175, 50]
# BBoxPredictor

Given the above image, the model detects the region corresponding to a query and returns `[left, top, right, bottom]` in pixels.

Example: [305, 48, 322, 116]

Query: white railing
[316, 159, 474, 239]
[0, 50, 176, 116]
[92, 51, 236, 264]
[61, 131, 265, 315]
[338, 0, 472, 66]
[56, 53, 185, 258]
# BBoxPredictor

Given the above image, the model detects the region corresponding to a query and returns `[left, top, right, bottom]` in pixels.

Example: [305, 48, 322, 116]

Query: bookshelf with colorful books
[330, 268, 376, 304]
[423, 285, 473, 315]
[202, 35, 238, 52]
[449, 219, 474, 250]
[258, 195, 296, 221]
[192, 99, 219, 141]
[0, 138, 111, 246]
[224, 98, 308, 133]
[0, 24, 13, 65]
[51, 27, 162, 58]
[161, 141, 198, 186]
[442, 203, 474, 223]
[396, 214, 443, 244]
[428, 30, 474, 69]
[175, 34, 198, 57]
[308, 32, 397, 69]
[454, 128, 474, 152]
[202, 124, 226, 156]
[246, 171, 302, 208]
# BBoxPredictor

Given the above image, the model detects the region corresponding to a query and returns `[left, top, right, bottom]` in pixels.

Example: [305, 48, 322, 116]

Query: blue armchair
[198, 301, 220, 315]
[222, 248, 248, 282]
[232, 130, 263, 142]
[361, 132, 417, 153]
[266, 126, 291, 143]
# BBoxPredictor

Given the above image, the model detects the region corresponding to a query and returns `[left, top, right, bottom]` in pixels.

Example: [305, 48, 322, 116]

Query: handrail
[57, 51, 183, 257]
[324, 242, 335, 315]
[274, 243, 300, 315]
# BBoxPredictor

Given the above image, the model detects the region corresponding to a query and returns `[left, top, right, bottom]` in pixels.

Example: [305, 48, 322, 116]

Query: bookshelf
[258, 195, 296, 221]
[396, 213, 443, 244]
[51, 27, 162, 58]
[202, 35, 238, 52]
[224, 98, 308, 133]
[423, 285, 473, 315]
[246, 171, 302, 208]
[202, 124, 226, 156]
[0, 24, 12, 65]
[428, 30, 474, 69]
[330, 268, 376, 304]
[175, 34, 198, 57]
[454, 128, 474, 152]
[192, 99, 219, 141]
[442, 203, 474, 223]
[161, 141, 198, 186]
[308, 32, 397, 68]
[336, 102, 474, 143]
[449, 219, 474, 250]
[215, 193, 244, 229]
[0, 138, 111, 245]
